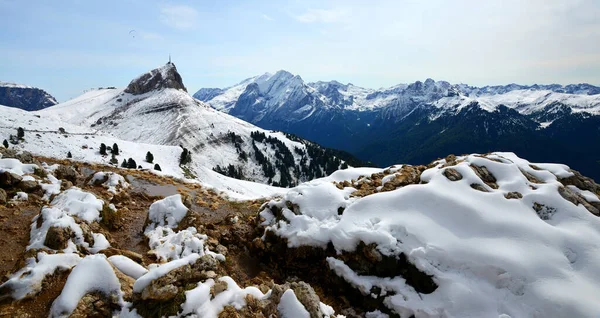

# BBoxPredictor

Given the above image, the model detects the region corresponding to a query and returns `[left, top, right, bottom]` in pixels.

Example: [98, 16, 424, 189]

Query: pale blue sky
[1, 0, 599, 101]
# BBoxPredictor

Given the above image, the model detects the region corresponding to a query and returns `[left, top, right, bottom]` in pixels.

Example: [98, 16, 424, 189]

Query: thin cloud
[295, 8, 348, 23]
[261, 14, 274, 21]
[160, 4, 199, 30]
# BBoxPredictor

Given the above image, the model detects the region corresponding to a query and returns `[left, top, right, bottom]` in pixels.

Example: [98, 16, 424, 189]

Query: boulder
[0, 189, 6, 204]
[290, 281, 324, 318]
[44, 226, 74, 250]
[70, 292, 120, 318]
[18, 180, 41, 193]
[54, 165, 79, 183]
[443, 168, 463, 181]
[0, 171, 22, 188]
[470, 164, 498, 188]
[505, 192, 523, 200]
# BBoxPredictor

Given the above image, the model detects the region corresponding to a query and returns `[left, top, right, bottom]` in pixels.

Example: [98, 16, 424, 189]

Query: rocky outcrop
[0, 82, 58, 111]
[44, 226, 74, 250]
[0, 171, 22, 188]
[124, 63, 187, 95]
[54, 165, 79, 183]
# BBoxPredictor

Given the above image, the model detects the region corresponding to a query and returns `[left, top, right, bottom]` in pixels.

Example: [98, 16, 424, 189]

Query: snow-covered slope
[0, 81, 58, 111]
[0, 105, 284, 200]
[434, 88, 600, 115]
[37, 63, 348, 188]
[259, 152, 600, 317]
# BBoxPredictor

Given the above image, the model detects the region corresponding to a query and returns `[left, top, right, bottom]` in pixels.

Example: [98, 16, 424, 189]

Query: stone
[18, 180, 40, 193]
[470, 164, 498, 188]
[15, 151, 34, 164]
[290, 281, 324, 318]
[60, 180, 74, 191]
[558, 186, 599, 216]
[211, 280, 228, 296]
[215, 244, 228, 256]
[141, 283, 179, 301]
[44, 226, 73, 250]
[470, 183, 488, 192]
[70, 293, 117, 318]
[0, 189, 6, 204]
[443, 168, 463, 181]
[504, 192, 523, 199]
[0, 171, 22, 188]
[54, 165, 79, 183]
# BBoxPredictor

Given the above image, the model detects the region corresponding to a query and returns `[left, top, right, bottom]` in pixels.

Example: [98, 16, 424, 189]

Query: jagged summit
[125, 62, 187, 95]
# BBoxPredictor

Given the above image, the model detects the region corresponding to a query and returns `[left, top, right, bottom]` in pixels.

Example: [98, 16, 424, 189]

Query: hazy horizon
[1, 0, 599, 102]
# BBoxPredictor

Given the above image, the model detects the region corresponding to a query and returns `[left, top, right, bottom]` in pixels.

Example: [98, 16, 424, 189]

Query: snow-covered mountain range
[195, 72, 600, 180]
[1, 63, 356, 193]
[0, 81, 58, 111]
[195, 71, 600, 115]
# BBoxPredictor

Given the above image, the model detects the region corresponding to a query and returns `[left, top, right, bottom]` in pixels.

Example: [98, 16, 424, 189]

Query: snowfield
[260, 152, 600, 317]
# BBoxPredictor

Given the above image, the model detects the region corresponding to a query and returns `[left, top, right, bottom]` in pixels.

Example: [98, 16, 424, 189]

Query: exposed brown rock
[520, 169, 543, 184]
[54, 165, 79, 183]
[505, 192, 523, 200]
[470, 183, 488, 192]
[470, 164, 498, 189]
[443, 168, 463, 181]
[558, 186, 599, 216]
[18, 180, 40, 193]
[44, 226, 74, 250]
[0, 188, 6, 204]
[70, 292, 119, 318]
[0, 171, 22, 188]
[290, 281, 324, 318]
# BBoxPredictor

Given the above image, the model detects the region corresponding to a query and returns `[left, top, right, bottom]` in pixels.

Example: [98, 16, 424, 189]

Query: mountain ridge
[0, 81, 58, 111]
[194, 71, 600, 181]
[34, 63, 357, 188]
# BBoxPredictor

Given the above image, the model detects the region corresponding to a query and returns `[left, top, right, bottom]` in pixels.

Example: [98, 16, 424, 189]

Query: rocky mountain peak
[0, 81, 58, 111]
[125, 62, 187, 95]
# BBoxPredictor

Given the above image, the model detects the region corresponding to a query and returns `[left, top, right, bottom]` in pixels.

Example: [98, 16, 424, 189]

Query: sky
[1, 0, 599, 102]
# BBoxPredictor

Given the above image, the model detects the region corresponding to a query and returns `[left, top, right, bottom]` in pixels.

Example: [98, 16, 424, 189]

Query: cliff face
[124, 62, 187, 95]
[0, 82, 57, 111]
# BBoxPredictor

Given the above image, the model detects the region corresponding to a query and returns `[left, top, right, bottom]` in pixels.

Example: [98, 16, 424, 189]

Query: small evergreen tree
[127, 158, 137, 169]
[110, 153, 118, 165]
[146, 151, 154, 163]
[154, 163, 161, 171]
[180, 147, 192, 165]
[67, 151, 72, 158]
[112, 143, 119, 155]
[2, 139, 8, 148]
[99, 143, 107, 155]
[121, 159, 127, 168]
[17, 127, 24, 139]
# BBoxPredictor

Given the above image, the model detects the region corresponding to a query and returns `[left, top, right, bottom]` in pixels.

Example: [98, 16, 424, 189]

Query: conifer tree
[146, 151, 154, 163]
[112, 143, 119, 155]
[67, 151, 72, 158]
[127, 158, 137, 169]
[99, 143, 107, 155]
[17, 127, 24, 139]
[121, 159, 127, 168]
[2, 139, 8, 148]
[154, 163, 161, 171]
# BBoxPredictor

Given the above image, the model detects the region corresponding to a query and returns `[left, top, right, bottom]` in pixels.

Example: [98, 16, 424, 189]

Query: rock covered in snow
[259, 152, 600, 317]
